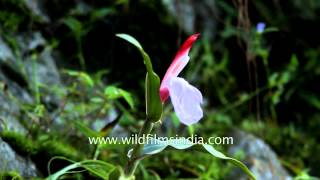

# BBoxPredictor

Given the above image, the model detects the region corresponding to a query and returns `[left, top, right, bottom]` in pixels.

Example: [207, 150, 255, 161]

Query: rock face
[0, 90, 28, 134]
[22, 0, 50, 22]
[162, 0, 217, 39]
[0, 36, 31, 134]
[0, 31, 61, 177]
[228, 130, 292, 180]
[0, 137, 38, 177]
[0, 37, 14, 62]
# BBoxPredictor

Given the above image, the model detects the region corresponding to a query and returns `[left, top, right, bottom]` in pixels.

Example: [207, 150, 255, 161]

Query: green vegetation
[1, 0, 320, 179]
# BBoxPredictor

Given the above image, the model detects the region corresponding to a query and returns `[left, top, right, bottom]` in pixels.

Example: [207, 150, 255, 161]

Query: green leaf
[268, 73, 279, 87]
[47, 158, 115, 180]
[116, 34, 143, 50]
[34, 104, 45, 118]
[90, 97, 104, 103]
[104, 86, 121, 98]
[83, 160, 115, 178]
[263, 27, 279, 33]
[116, 34, 153, 74]
[64, 70, 94, 87]
[80, 73, 94, 87]
[202, 144, 256, 180]
[104, 86, 134, 109]
[279, 72, 291, 84]
[272, 89, 282, 105]
[120, 90, 134, 109]
[0, 81, 6, 91]
[91, 8, 115, 20]
[288, 54, 299, 72]
[300, 92, 320, 110]
[62, 17, 83, 37]
[116, 33, 162, 121]
[74, 121, 100, 138]
[136, 138, 256, 180]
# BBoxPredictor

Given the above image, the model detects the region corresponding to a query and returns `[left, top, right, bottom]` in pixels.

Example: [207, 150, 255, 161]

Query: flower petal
[168, 77, 203, 125]
[256, 22, 266, 33]
[160, 33, 200, 102]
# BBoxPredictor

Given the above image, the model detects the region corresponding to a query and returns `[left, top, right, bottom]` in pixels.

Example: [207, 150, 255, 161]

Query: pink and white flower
[160, 34, 203, 125]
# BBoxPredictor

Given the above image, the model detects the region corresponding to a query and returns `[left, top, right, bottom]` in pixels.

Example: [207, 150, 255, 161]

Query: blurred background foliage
[0, 0, 320, 179]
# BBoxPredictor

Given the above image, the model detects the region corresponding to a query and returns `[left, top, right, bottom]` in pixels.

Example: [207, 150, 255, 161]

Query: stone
[228, 130, 292, 180]
[0, 137, 38, 178]
[22, 0, 50, 22]
[162, 0, 217, 39]
[0, 36, 14, 63]
[1, 32, 63, 106]
[0, 31, 62, 177]
[0, 36, 30, 134]
[16, 32, 61, 87]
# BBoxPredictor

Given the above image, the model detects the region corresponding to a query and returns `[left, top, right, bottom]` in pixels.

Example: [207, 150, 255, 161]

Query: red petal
[160, 87, 169, 102]
[160, 33, 200, 102]
[172, 33, 200, 65]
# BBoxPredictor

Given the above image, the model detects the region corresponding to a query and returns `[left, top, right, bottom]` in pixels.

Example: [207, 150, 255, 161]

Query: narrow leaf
[116, 33, 162, 121]
[138, 138, 256, 180]
[62, 17, 82, 37]
[46, 158, 115, 180]
[63, 70, 94, 87]
[116, 33, 153, 74]
[116, 34, 143, 50]
[74, 121, 100, 138]
[202, 144, 256, 180]
[104, 86, 134, 109]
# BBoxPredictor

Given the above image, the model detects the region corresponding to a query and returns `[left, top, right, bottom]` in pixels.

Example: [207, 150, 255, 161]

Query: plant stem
[77, 38, 86, 71]
[124, 119, 154, 178]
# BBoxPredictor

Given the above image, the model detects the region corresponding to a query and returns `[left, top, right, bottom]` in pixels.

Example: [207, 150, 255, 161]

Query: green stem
[32, 55, 40, 105]
[77, 38, 86, 71]
[124, 119, 154, 178]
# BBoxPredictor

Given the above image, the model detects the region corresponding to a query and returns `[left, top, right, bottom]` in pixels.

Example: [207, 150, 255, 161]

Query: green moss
[0, 171, 23, 180]
[1, 130, 83, 160]
[0, 11, 24, 31]
[1, 131, 38, 156]
[1, 130, 85, 176]
[37, 139, 83, 161]
[0, 0, 43, 32]
[32, 138, 85, 176]
[0, 0, 27, 31]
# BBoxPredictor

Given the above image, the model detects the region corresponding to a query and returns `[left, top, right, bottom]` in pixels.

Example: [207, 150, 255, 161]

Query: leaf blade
[138, 138, 256, 180]
[116, 33, 162, 121]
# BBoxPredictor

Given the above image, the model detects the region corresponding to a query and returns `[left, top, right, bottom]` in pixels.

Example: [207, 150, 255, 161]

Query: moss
[0, 171, 23, 180]
[0, 0, 44, 32]
[37, 139, 83, 161]
[32, 139, 84, 176]
[0, 0, 27, 31]
[1, 130, 85, 176]
[0, 131, 38, 156]
[1, 130, 83, 158]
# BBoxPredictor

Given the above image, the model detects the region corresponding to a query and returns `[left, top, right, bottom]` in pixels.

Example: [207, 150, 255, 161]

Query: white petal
[168, 77, 203, 125]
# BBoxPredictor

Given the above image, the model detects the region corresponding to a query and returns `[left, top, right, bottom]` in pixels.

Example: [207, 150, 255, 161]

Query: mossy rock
[0, 130, 37, 156]
[1, 130, 85, 176]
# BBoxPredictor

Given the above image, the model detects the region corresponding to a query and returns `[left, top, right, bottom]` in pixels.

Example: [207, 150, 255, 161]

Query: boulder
[162, 0, 217, 39]
[0, 31, 62, 177]
[0, 137, 38, 177]
[228, 130, 292, 180]
[0, 36, 14, 62]
[22, 0, 50, 22]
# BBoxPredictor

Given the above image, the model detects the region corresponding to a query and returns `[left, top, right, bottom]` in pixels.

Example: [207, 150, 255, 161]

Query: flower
[159, 34, 203, 125]
[256, 22, 266, 33]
